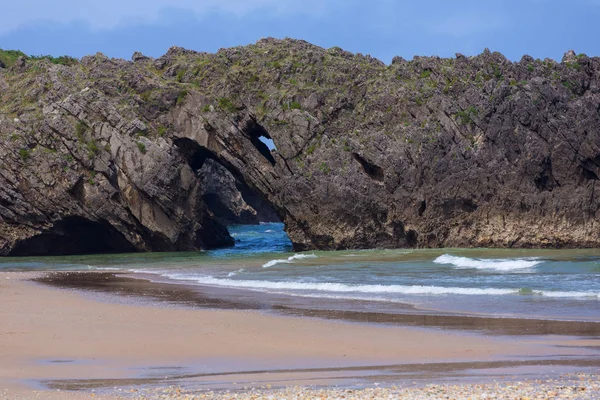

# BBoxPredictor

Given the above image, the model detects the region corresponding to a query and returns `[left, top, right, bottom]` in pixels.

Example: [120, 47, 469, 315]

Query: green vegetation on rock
[18, 148, 30, 161]
[137, 142, 147, 154]
[0, 49, 27, 68]
[0, 49, 78, 68]
[218, 97, 237, 113]
[455, 106, 479, 125]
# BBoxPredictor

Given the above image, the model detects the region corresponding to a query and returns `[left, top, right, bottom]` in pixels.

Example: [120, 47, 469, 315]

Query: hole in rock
[8, 216, 136, 256]
[249, 135, 276, 166]
[441, 198, 478, 217]
[258, 136, 277, 151]
[580, 167, 599, 182]
[352, 153, 384, 182]
[534, 157, 559, 192]
[173, 138, 216, 172]
[418, 200, 427, 217]
[405, 229, 419, 247]
[242, 118, 276, 166]
[578, 155, 600, 182]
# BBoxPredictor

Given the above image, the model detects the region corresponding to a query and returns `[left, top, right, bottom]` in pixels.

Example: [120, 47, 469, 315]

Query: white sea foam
[277, 292, 416, 304]
[290, 254, 318, 260]
[535, 291, 599, 299]
[434, 254, 541, 271]
[262, 253, 318, 268]
[227, 269, 245, 277]
[161, 274, 517, 296]
[128, 269, 599, 300]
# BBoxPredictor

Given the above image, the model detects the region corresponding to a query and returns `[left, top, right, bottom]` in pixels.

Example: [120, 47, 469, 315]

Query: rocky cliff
[2, 39, 600, 255]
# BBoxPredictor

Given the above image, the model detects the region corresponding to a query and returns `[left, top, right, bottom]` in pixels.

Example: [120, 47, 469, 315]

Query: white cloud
[1, 0, 331, 34]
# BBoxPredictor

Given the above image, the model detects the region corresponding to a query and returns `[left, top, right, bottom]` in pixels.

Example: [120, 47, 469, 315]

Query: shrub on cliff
[0, 49, 27, 68]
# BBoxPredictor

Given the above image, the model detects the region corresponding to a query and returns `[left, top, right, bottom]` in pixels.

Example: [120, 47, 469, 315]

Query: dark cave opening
[352, 153, 384, 182]
[418, 200, 427, 217]
[534, 157, 559, 192]
[8, 216, 137, 256]
[173, 137, 217, 172]
[580, 167, 599, 182]
[579, 155, 600, 182]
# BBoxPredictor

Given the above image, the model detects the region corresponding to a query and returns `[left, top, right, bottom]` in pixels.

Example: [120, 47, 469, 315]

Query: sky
[1, 0, 600, 64]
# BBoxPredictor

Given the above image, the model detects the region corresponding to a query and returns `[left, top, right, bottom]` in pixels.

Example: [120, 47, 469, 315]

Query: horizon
[1, 1, 599, 64]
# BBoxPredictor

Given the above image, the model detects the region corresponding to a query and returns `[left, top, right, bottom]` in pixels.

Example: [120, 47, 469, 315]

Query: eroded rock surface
[2, 40, 600, 255]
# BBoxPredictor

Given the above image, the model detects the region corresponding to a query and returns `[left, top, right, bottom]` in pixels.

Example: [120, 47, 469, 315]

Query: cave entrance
[352, 153, 384, 182]
[9, 216, 137, 256]
[174, 138, 281, 227]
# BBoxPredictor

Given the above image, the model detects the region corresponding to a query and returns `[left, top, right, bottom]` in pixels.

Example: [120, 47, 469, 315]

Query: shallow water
[2, 223, 600, 321]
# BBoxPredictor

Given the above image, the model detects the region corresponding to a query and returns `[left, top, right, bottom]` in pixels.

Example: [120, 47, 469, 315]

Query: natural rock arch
[3, 40, 600, 257]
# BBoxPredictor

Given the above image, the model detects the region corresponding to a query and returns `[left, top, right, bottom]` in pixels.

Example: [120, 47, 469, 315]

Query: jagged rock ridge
[1, 40, 600, 255]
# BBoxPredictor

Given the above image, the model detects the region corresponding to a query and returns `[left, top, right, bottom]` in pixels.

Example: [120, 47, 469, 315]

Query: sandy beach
[1, 271, 599, 399]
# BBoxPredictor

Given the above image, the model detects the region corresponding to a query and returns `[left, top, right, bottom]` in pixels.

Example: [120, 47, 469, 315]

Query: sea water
[2, 223, 599, 321]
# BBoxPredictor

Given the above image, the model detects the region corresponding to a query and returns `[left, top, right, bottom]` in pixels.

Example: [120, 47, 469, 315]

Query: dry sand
[0, 271, 598, 399]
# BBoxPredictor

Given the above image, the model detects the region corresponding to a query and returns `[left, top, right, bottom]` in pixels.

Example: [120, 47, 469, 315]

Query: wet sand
[1, 271, 600, 399]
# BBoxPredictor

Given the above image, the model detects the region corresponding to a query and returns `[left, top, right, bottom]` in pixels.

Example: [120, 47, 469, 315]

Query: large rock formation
[2, 40, 600, 255]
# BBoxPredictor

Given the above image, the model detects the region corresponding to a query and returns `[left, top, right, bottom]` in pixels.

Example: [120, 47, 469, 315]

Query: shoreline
[37, 271, 600, 335]
[2, 271, 600, 398]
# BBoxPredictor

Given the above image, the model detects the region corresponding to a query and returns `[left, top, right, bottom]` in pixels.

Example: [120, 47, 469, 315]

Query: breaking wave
[129, 270, 600, 300]
[160, 275, 517, 295]
[262, 253, 318, 268]
[434, 254, 542, 271]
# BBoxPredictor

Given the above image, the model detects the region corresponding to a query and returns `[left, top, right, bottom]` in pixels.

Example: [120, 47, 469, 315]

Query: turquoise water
[2, 223, 600, 320]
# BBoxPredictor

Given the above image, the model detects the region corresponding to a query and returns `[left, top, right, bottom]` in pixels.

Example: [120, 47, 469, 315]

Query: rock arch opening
[174, 138, 281, 228]
[198, 159, 280, 226]
[242, 117, 276, 166]
[249, 134, 276, 166]
[8, 216, 137, 256]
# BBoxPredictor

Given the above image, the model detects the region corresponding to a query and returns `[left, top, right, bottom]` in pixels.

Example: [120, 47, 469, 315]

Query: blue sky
[2, 0, 600, 63]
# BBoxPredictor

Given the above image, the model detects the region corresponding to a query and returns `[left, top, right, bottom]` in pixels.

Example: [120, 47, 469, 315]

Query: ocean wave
[262, 253, 318, 268]
[163, 275, 517, 295]
[227, 269, 245, 277]
[433, 254, 541, 271]
[127, 269, 600, 300]
[536, 291, 599, 299]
